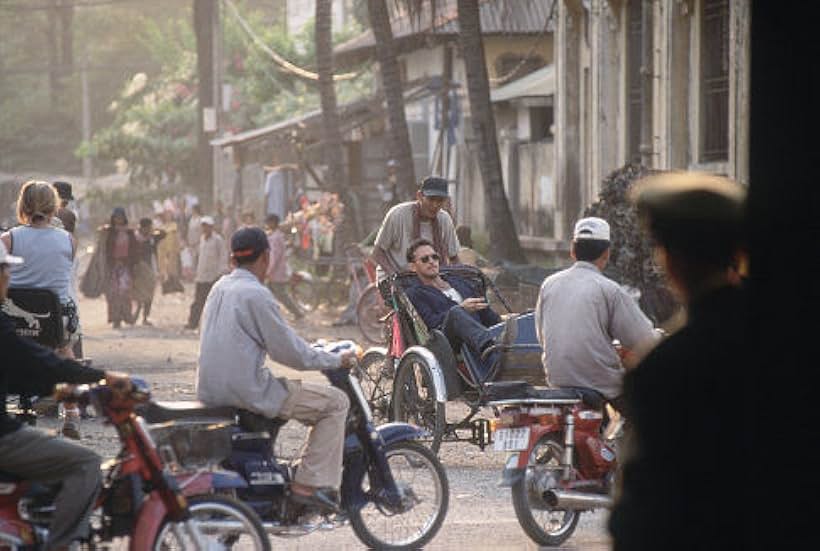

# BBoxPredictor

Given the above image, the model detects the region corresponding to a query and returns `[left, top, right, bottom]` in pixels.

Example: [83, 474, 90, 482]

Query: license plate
[493, 427, 531, 451]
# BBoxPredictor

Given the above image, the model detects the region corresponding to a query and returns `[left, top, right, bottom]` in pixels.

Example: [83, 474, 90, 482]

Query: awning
[491, 65, 554, 103]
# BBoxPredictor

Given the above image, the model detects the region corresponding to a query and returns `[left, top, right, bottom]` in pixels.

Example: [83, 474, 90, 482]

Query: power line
[0, 0, 151, 11]
[224, 0, 359, 83]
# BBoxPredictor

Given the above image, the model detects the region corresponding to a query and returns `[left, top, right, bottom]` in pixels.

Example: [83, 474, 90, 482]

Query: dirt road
[45, 278, 611, 550]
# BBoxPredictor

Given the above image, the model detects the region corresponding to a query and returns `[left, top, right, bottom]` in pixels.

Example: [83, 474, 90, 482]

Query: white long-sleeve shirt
[196, 268, 341, 417]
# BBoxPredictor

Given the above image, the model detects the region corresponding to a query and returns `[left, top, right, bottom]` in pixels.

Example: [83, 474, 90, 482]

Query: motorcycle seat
[138, 401, 237, 424]
[483, 382, 606, 409]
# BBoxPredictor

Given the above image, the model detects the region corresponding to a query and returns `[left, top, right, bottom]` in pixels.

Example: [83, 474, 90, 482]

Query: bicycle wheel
[153, 494, 270, 550]
[355, 348, 394, 423]
[350, 441, 449, 550]
[356, 283, 389, 344]
[391, 352, 446, 455]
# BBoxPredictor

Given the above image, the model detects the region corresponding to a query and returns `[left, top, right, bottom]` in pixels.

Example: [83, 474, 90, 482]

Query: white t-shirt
[442, 286, 463, 304]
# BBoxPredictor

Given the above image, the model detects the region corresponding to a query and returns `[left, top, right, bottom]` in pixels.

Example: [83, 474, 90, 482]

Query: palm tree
[367, 0, 417, 199]
[456, 0, 525, 262]
[315, 0, 357, 243]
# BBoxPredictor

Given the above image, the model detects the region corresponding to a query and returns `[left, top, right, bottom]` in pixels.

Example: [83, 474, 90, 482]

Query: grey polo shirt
[196, 268, 341, 417]
[535, 261, 656, 399]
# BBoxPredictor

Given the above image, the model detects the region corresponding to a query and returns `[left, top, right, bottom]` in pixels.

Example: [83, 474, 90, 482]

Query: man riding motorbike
[535, 217, 659, 414]
[0, 239, 130, 549]
[196, 227, 357, 511]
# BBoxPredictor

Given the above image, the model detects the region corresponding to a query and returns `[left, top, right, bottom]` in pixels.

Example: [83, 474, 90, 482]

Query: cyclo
[356, 264, 547, 454]
[357, 264, 621, 547]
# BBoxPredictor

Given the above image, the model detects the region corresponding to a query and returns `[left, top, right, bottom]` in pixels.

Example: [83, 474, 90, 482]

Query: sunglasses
[416, 253, 440, 264]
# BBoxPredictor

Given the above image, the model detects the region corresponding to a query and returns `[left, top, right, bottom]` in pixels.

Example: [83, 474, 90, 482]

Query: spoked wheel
[391, 352, 446, 455]
[290, 273, 318, 313]
[356, 283, 389, 344]
[350, 441, 449, 550]
[153, 494, 271, 550]
[355, 349, 394, 424]
[511, 434, 580, 546]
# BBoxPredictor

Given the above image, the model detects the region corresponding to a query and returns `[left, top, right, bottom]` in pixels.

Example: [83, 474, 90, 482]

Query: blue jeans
[440, 306, 497, 382]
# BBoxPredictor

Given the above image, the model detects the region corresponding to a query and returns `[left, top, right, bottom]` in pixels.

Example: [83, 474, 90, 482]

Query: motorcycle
[140, 340, 450, 550]
[487, 382, 617, 547]
[0, 376, 270, 550]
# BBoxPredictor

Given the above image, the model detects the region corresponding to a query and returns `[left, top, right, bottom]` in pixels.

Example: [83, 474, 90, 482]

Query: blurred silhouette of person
[102, 208, 138, 329]
[185, 216, 227, 330]
[133, 217, 166, 326]
[455, 225, 488, 268]
[264, 214, 304, 321]
[609, 172, 749, 551]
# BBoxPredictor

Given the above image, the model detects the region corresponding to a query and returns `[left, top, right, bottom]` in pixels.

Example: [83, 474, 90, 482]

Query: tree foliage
[79, 4, 371, 190]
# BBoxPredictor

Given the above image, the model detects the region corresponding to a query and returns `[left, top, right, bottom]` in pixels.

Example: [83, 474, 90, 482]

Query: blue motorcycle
[140, 342, 449, 550]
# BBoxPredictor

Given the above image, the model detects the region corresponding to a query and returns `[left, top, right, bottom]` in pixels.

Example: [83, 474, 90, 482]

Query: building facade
[554, 0, 750, 240]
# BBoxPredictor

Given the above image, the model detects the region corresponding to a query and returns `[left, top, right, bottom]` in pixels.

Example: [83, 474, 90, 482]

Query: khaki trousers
[278, 380, 350, 489]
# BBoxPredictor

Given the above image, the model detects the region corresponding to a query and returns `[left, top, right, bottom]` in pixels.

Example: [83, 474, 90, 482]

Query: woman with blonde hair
[0, 180, 83, 438]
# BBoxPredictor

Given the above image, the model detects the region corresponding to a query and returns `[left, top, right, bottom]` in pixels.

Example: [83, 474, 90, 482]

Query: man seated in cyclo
[535, 217, 660, 416]
[403, 238, 505, 384]
[196, 227, 357, 512]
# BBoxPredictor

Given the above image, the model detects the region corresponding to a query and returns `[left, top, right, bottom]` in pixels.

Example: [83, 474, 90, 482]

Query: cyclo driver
[0, 240, 130, 549]
[196, 227, 357, 512]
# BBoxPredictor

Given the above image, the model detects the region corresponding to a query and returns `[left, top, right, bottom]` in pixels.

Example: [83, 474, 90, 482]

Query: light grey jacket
[196, 268, 341, 417]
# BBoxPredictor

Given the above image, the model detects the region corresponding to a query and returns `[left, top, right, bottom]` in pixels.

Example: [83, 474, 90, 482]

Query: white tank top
[8, 225, 73, 303]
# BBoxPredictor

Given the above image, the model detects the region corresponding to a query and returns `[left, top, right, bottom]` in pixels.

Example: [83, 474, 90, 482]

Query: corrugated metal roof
[490, 64, 554, 103]
[335, 0, 554, 60]
[211, 80, 436, 149]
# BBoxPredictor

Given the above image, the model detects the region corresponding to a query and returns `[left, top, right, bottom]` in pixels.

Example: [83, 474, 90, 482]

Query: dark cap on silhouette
[631, 171, 747, 265]
[230, 226, 269, 259]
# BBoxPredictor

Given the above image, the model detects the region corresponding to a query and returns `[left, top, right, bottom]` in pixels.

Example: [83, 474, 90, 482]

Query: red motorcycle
[0, 376, 269, 550]
[487, 382, 617, 547]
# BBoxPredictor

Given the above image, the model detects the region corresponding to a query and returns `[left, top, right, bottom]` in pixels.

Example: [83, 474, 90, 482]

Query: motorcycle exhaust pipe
[543, 489, 612, 510]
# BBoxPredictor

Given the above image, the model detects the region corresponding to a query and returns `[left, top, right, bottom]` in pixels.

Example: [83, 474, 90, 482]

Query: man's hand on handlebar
[104, 371, 133, 398]
[339, 350, 358, 369]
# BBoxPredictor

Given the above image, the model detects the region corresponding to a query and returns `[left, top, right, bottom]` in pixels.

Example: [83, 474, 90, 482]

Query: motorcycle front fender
[341, 423, 428, 512]
[376, 422, 430, 446]
[130, 491, 170, 551]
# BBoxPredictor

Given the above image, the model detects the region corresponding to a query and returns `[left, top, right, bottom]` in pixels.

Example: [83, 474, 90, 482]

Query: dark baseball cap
[230, 226, 269, 259]
[419, 176, 449, 198]
[52, 181, 74, 200]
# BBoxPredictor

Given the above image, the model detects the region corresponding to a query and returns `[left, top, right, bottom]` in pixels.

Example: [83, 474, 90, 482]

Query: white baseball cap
[0, 240, 23, 265]
[573, 217, 611, 241]
[200, 215, 215, 226]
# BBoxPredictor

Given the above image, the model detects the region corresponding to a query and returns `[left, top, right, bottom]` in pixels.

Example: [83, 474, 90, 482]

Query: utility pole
[194, 0, 220, 209]
[80, 51, 92, 180]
